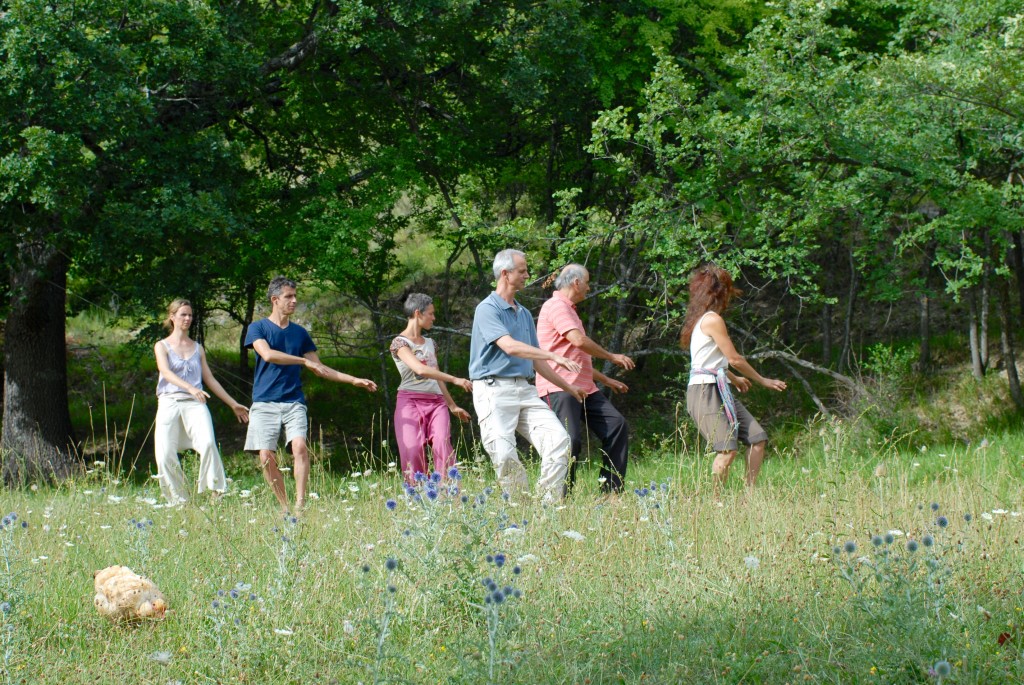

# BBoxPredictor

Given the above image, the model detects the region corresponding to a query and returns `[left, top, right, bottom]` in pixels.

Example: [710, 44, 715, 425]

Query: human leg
[421, 396, 455, 476]
[394, 391, 429, 483]
[245, 402, 289, 511]
[582, 391, 629, 492]
[154, 398, 189, 504]
[544, 392, 583, 489]
[179, 399, 227, 495]
[517, 383, 570, 501]
[687, 384, 739, 489]
[291, 437, 310, 510]
[472, 379, 529, 494]
[746, 441, 766, 486]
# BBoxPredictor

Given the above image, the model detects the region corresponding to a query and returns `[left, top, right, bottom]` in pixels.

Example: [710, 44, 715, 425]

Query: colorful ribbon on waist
[689, 367, 737, 431]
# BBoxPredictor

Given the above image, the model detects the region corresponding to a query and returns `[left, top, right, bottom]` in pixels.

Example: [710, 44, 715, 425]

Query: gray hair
[492, 249, 526, 280]
[403, 293, 433, 318]
[267, 276, 297, 301]
[553, 264, 588, 290]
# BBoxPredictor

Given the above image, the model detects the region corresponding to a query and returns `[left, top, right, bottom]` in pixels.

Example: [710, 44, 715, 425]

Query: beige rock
[93, 565, 167, 621]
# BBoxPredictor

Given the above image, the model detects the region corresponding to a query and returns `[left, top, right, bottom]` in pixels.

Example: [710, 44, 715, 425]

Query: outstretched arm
[199, 349, 249, 422]
[303, 351, 377, 391]
[564, 329, 635, 370]
[495, 335, 582, 374]
[593, 369, 629, 394]
[701, 313, 786, 392]
[394, 346, 472, 393]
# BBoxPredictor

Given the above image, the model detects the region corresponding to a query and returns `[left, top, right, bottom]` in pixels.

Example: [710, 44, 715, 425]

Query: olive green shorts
[686, 383, 767, 452]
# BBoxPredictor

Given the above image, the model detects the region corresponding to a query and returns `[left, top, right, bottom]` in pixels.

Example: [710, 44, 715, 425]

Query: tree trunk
[980, 235, 991, 370]
[1013, 230, 1024, 316]
[238, 281, 257, 375]
[821, 302, 832, 367]
[838, 249, 857, 374]
[918, 294, 930, 370]
[2, 241, 79, 485]
[997, 277, 1024, 410]
[968, 289, 985, 380]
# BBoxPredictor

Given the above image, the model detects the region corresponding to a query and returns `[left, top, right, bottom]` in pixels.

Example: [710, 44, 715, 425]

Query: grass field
[2, 425, 1024, 685]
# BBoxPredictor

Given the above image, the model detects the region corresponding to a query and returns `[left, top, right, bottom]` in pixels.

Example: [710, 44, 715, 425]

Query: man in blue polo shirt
[245, 276, 377, 512]
[469, 249, 585, 500]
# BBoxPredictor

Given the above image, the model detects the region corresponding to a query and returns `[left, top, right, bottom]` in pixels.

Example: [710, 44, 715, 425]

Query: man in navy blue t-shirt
[244, 276, 377, 512]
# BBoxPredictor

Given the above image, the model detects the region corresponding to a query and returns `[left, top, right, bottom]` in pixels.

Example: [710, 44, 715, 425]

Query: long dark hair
[679, 265, 741, 348]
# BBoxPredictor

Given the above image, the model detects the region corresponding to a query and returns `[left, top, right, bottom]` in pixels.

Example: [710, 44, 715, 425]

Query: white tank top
[689, 312, 727, 385]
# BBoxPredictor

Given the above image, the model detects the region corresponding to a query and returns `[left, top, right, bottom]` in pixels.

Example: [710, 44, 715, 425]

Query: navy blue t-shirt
[245, 318, 317, 404]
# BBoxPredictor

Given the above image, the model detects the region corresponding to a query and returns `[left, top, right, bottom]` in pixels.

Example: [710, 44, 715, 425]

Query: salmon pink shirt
[535, 290, 597, 398]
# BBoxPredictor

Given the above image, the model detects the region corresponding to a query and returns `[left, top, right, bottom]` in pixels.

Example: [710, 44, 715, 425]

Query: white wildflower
[887, 529, 904, 537]
[343, 620, 355, 634]
[148, 650, 172, 665]
[503, 527, 524, 537]
[562, 530, 585, 542]
[309, 492, 320, 500]
[744, 555, 760, 570]
[274, 628, 294, 636]
[981, 512, 994, 521]
[993, 509, 1008, 515]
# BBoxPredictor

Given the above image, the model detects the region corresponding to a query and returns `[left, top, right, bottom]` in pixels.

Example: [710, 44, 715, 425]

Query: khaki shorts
[244, 402, 308, 451]
[686, 383, 767, 452]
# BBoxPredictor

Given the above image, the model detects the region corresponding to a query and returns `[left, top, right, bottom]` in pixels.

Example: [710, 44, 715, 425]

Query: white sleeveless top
[156, 340, 203, 397]
[688, 312, 727, 385]
[390, 336, 442, 394]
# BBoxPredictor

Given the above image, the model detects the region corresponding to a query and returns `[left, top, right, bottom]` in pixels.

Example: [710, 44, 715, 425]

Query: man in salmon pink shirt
[537, 264, 634, 493]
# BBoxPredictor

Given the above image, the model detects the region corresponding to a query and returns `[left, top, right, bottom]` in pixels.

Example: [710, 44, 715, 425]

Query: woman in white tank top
[680, 266, 787, 488]
[153, 299, 249, 504]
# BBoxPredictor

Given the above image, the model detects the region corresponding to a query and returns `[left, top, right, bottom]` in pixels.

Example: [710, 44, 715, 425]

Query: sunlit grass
[2, 428, 1023, 684]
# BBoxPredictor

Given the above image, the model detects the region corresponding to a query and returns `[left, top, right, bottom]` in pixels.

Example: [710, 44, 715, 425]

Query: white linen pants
[472, 377, 571, 500]
[154, 396, 227, 503]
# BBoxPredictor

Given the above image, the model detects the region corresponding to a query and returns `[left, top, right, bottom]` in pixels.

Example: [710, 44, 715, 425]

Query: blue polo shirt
[245, 318, 317, 404]
[469, 292, 538, 379]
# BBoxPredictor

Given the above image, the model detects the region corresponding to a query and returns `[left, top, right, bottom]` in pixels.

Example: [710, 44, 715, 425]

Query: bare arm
[564, 329, 635, 370]
[593, 369, 629, 394]
[437, 380, 471, 422]
[395, 346, 473, 392]
[701, 313, 786, 392]
[303, 351, 378, 391]
[726, 370, 752, 393]
[533, 360, 586, 401]
[154, 342, 210, 403]
[494, 335, 582, 374]
[199, 349, 249, 422]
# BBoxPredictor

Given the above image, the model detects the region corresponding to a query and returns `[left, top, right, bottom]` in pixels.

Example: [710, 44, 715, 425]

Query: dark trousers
[544, 390, 629, 492]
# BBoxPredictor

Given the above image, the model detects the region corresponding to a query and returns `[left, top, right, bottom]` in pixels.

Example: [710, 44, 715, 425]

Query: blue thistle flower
[460, 494, 469, 504]
[494, 553, 506, 568]
[405, 486, 416, 497]
[361, 564, 371, 573]
[486, 555, 494, 563]
[414, 472, 427, 483]
[484, 487, 493, 495]
[426, 489, 438, 501]
[217, 590, 226, 597]
[229, 589, 240, 600]
[385, 558, 399, 571]
[448, 467, 460, 479]
[930, 502, 940, 512]
[502, 492, 510, 501]
[431, 471, 442, 483]
[0, 602, 10, 614]
[491, 590, 505, 604]
[933, 660, 952, 677]
[923, 534, 934, 547]
[385, 499, 397, 511]
[20, 521, 27, 529]
[884, 533, 895, 545]
[212, 600, 220, 609]
[661, 482, 669, 491]
[387, 584, 397, 593]
[8, 513, 16, 521]
[843, 541, 857, 554]
[964, 513, 973, 522]
[512, 566, 522, 575]
[832, 546, 842, 555]
[906, 540, 919, 553]
[476, 494, 487, 505]
[871, 535, 883, 547]
[513, 589, 522, 599]
[937, 516, 948, 528]
[249, 594, 257, 601]
[403, 529, 411, 537]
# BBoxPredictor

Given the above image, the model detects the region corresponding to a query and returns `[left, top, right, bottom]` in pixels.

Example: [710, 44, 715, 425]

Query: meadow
[2, 424, 1024, 685]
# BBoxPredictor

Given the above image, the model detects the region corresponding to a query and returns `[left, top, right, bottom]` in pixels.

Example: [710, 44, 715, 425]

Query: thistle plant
[372, 558, 401, 685]
[0, 513, 29, 685]
[126, 517, 153, 572]
[476, 552, 524, 685]
[206, 582, 262, 677]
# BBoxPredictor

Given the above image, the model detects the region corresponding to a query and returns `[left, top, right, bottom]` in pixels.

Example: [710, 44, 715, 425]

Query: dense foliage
[1, 0, 1022, 481]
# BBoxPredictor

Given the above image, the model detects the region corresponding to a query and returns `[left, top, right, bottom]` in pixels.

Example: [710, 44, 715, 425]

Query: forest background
[2, 0, 1024, 484]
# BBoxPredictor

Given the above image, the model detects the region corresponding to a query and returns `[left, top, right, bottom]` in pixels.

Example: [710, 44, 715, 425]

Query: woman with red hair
[680, 266, 786, 488]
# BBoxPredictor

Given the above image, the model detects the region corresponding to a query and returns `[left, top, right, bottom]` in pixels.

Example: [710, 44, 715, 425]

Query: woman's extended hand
[189, 387, 211, 403]
[762, 378, 787, 392]
[232, 403, 250, 423]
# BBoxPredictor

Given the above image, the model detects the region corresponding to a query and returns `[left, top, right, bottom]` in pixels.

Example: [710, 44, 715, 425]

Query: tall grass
[2, 424, 1023, 684]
